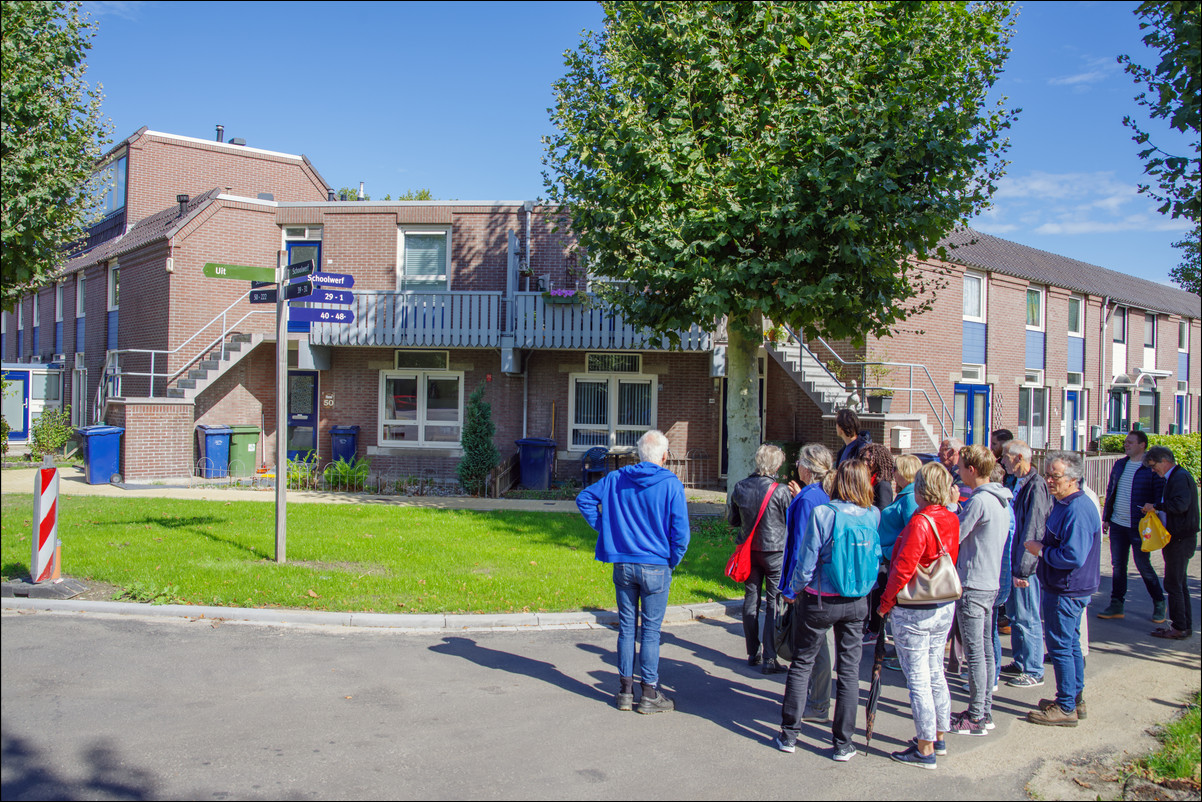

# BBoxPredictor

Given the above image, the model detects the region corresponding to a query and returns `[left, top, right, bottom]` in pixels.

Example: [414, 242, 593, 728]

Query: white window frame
[76, 274, 86, 318]
[1017, 384, 1048, 450]
[1144, 312, 1157, 348]
[283, 226, 323, 242]
[1066, 371, 1084, 388]
[1067, 294, 1084, 337]
[962, 271, 986, 323]
[16, 298, 23, 330]
[567, 371, 658, 452]
[961, 364, 985, 382]
[1025, 286, 1044, 331]
[1113, 306, 1127, 343]
[1023, 369, 1044, 386]
[378, 369, 464, 448]
[55, 282, 64, 322]
[107, 262, 120, 311]
[397, 225, 451, 292]
[31, 293, 39, 328]
[1180, 321, 1189, 352]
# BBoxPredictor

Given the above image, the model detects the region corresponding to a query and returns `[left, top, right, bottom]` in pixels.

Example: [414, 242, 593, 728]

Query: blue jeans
[613, 563, 672, 687]
[1007, 575, 1044, 679]
[892, 603, 956, 742]
[1042, 591, 1087, 711]
[1108, 523, 1165, 604]
[956, 588, 997, 719]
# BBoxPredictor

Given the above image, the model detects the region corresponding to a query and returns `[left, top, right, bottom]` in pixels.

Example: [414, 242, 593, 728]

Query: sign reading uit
[203, 262, 276, 282]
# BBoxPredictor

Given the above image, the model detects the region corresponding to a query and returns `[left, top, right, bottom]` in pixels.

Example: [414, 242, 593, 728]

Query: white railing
[310, 291, 502, 348]
[512, 292, 711, 351]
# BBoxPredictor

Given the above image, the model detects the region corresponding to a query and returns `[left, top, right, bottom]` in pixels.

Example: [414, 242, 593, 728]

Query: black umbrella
[864, 612, 889, 749]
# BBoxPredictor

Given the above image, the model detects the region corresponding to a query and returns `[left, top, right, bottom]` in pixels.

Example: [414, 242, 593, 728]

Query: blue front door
[2, 370, 30, 440]
[953, 383, 990, 446]
[1066, 390, 1080, 451]
[287, 370, 319, 461]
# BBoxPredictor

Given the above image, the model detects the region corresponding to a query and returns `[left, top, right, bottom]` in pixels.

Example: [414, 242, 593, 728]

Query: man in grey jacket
[950, 444, 1013, 737]
[1000, 439, 1053, 688]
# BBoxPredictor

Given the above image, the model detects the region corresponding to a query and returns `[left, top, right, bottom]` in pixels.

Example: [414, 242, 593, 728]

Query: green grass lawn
[1, 495, 737, 614]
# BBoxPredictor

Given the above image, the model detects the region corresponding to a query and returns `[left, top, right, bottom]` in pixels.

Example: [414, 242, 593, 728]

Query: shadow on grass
[130, 516, 262, 559]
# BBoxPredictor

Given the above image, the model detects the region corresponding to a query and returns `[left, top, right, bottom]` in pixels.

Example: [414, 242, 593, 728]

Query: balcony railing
[511, 292, 711, 351]
[310, 291, 503, 348]
[309, 290, 714, 352]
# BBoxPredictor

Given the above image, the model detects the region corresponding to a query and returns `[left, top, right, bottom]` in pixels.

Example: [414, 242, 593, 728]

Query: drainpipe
[1100, 296, 1112, 436]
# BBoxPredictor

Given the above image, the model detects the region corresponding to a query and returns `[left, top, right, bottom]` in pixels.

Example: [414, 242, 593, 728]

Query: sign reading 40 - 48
[290, 307, 355, 324]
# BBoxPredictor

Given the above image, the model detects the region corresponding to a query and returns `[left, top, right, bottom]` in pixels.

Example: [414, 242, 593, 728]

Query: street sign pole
[275, 251, 287, 564]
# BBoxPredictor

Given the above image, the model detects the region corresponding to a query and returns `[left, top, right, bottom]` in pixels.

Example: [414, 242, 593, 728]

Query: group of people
[575, 417, 1198, 767]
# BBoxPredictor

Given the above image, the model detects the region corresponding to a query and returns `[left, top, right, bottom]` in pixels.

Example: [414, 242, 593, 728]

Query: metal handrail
[771, 324, 954, 441]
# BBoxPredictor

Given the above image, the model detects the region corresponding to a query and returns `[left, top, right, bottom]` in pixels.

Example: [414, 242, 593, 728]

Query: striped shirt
[1110, 460, 1141, 527]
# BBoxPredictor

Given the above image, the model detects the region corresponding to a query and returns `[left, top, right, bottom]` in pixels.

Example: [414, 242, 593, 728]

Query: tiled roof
[938, 227, 1199, 319]
[58, 188, 222, 276]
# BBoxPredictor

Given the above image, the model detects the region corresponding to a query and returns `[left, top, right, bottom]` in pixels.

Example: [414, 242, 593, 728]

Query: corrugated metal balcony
[511, 292, 712, 351]
[310, 291, 503, 348]
[308, 290, 712, 351]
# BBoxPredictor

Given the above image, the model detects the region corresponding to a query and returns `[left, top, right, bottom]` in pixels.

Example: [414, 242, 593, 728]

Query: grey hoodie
[956, 482, 1013, 592]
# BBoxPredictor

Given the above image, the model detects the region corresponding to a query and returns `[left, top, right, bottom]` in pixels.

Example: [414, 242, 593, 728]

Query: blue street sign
[310, 288, 354, 305]
[249, 288, 277, 304]
[289, 307, 355, 324]
[283, 280, 313, 300]
[309, 272, 355, 289]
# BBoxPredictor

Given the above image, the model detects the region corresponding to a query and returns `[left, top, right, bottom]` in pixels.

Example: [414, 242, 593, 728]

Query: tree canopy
[1, 0, 109, 312]
[544, 1, 1016, 345]
[544, 1, 1017, 480]
[1118, 0, 1200, 295]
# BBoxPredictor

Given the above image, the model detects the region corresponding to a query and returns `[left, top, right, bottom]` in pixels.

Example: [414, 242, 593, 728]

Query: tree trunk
[725, 310, 762, 491]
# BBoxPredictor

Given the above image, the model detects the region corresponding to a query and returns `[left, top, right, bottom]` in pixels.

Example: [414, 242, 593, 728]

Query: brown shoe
[1027, 703, 1078, 727]
[1150, 627, 1191, 640]
[1039, 695, 1086, 719]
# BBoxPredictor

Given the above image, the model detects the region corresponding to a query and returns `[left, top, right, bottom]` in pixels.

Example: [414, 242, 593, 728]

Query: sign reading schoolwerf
[203, 263, 277, 282]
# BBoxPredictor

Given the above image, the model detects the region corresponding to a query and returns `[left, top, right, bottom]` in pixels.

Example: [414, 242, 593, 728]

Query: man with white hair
[1023, 451, 1101, 727]
[577, 430, 691, 714]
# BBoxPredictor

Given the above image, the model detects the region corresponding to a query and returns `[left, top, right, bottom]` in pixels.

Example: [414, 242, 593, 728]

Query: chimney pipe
[216, 124, 224, 143]
[358, 181, 365, 200]
[176, 194, 190, 217]
[327, 189, 336, 202]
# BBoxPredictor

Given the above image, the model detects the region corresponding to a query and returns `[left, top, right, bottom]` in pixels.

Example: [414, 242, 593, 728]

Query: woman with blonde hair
[776, 460, 881, 761]
[878, 462, 962, 769]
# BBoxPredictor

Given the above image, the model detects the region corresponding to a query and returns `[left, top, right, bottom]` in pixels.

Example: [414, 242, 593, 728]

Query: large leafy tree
[1118, 1, 1201, 295]
[1, 0, 109, 312]
[544, 1, 1016, 481]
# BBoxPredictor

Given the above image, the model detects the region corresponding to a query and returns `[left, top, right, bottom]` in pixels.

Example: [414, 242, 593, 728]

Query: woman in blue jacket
[776, 460, 881, 761]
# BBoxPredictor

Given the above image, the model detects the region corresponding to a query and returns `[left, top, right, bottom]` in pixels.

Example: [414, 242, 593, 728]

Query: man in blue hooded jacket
[577, 429, 690, 714]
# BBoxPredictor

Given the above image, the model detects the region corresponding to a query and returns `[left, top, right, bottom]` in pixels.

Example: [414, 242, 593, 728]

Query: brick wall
[106, 399, 196, 479]
[127, 132, 327, 222]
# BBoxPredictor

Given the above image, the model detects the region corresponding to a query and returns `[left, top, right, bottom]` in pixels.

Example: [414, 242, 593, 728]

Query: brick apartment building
[2, 127, 1199, 486]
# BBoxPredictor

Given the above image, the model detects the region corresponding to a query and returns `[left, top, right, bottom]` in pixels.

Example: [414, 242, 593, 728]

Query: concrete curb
[1, 596, 742, 632]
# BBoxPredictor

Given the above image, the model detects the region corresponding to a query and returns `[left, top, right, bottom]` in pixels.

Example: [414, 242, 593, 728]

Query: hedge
[1098, 433, 1201, 481]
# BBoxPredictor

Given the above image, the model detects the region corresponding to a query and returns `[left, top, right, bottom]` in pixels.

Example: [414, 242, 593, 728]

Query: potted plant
[542, 288, 586, 305]
[866, 360, 894, 413]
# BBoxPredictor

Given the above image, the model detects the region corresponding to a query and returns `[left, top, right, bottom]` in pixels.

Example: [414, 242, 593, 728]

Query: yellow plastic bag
[1139, 510, 1171, 553]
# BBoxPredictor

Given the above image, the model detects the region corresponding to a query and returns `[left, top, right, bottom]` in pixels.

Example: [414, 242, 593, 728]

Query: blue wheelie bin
[330, 425, 361, 464]
[515, 437, 557, 490]
[76, 425, 125, 485]
[196, 424, 232, 478]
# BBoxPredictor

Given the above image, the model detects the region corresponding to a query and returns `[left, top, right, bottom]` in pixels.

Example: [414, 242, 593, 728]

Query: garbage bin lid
[196, 424, 232, 434]
[76, 425, 124, 436]
[227, 424, 261, 433]
[331, 425, 361, 434]
[515, 438, 557, 447]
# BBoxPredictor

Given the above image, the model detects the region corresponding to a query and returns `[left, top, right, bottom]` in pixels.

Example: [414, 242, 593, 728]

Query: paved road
[3, 587, 1198, 801]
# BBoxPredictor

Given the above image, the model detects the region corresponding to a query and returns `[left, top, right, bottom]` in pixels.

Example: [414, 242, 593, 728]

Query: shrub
[29, 405, 73, 459]
[1099, 433, 1201, 481]
[323, 456, 370, 491]
[457, 384, 499, 496]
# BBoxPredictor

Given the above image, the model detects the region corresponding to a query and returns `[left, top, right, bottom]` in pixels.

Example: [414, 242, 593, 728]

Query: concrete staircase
[166, 333, 264, 400]
[764, 339, 944, 451]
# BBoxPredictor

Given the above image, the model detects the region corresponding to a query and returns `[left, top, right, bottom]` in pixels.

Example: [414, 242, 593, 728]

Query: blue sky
[81, 0, 1196, 288]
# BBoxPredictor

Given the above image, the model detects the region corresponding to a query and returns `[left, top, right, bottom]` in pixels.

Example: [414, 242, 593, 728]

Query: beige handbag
[896, 513, 963, 605]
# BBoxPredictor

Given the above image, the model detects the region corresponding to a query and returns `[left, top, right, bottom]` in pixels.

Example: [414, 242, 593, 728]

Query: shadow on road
[429, 636, 610, 704]
[1, 732, 158, 801]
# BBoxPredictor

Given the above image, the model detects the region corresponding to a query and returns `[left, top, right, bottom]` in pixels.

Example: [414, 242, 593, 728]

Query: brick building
[3, 127, 1199, 485]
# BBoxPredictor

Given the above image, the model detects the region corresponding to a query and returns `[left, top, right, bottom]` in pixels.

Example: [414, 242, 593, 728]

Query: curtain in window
[404, 234, 447, 290]
[573, 379, 609, 446]
[1026, 290, 1040, 328]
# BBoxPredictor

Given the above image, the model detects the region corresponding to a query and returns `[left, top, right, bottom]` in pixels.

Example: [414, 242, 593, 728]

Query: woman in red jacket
[877, 462, 962, 770]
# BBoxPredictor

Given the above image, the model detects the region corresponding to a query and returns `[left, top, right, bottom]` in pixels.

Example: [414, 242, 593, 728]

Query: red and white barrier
[32, 466, 59, 583]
